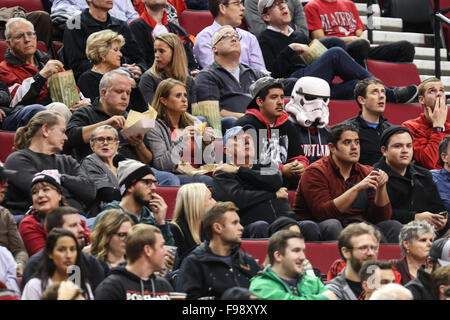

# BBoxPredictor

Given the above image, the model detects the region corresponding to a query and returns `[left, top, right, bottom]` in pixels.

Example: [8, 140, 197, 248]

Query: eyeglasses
[139, 178, 158, 187]
[114, 232, 128, 240]
[263, 0, 287, 13]
[349, 244, 379, 253]
[10, 31, 37, 41]
[92, 136, 118, 144]
[225, 0, 244, 7]
[213, 32, 242, 46]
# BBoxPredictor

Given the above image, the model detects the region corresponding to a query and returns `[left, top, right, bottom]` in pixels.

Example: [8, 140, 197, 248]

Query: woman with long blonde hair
[87, 209, 134, 274]
[145, 78, 215, 185]
[139, 33, 197, 112]
[169, 183, 216, 269]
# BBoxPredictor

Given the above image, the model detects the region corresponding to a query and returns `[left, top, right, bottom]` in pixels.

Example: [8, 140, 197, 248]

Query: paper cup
[169, 292, 187, 300]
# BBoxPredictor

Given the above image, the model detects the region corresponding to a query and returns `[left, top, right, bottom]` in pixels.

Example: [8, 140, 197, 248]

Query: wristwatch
[433, 127, 445, 132]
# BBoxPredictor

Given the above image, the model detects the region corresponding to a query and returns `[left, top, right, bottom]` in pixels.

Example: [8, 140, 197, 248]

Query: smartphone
[437, 211, 448, 216]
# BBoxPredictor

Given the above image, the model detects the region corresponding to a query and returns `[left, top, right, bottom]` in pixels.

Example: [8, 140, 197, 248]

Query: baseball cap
[429, 238, 450, 266]
[0, 161, 17, 180]
[258, 0, 276, 15]
[247, 76, 283, 109]
[223, 124, 254, 147]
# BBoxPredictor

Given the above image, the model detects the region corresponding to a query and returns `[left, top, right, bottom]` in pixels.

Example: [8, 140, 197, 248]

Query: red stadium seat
[366, 59, 421, 88]
[240, 239, 268, 266]
[378, 244, 402, 260]
[328, 100, 432, 126]
[178, 10, 214, 36]
[0, 0, 44, 12]
[0, 40, 6, 61]
[155, 186, 180, 220]
[328, 100, 360, 125]
[0, 131, 15, 163]
[305, 242, 340, 275]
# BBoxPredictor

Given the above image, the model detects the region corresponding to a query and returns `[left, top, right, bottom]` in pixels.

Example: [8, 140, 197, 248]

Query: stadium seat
[328, 100, 435, 126]
[155, 186, 180, 220]
[305, 242, 340, 275]
[0, 0, 44, 12]
[328, 100, 360, 125]
[240, 239, 268, 266]
[0, 41, 7, 61]
[0, 131, 15, 163]
[178, 10, 214, 36]
[366, 59, 421, 87]
[378, 243, 402, 260]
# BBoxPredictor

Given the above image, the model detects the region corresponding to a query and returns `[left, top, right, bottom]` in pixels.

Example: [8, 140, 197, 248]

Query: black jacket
[405, 265, 436, 300]
[94, 267, 173, 300]
[65, 98, 138, 162]
[169, 216, 206, 270]
[374, 157, 446, 224]
[175, 241, 260, 299]
[212, 165, 295, 226]
[0, 80, 10, 115]
[129, 17, 199, 71]
[21, 250, 105, 292]
[257, 28, 309, 78]
[345, 112, 392, 165]
[62, 9, 147, 80]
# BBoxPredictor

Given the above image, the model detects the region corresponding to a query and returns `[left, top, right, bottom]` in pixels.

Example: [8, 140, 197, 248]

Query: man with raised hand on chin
[402, 77, 450, 170]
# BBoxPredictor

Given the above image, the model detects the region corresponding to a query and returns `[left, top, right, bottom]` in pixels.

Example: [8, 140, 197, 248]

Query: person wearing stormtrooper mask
[234, 76, 309, 190]
[285, 76, 331, 164]
[345, 78, 394, 166]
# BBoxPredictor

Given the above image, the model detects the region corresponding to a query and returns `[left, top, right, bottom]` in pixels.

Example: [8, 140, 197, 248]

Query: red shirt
[402, 113, 450, 170]
[293, 155, 392, 222]
[304, 0, 366, 37]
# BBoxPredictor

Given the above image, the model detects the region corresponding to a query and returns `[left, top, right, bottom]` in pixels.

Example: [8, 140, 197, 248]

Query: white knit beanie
[117, 159, 154, 195]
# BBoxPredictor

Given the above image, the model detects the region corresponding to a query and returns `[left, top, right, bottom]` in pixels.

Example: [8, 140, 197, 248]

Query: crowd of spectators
[0, 0, 448, 302]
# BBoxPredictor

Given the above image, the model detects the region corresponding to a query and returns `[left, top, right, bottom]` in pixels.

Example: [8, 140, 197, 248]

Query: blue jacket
[431, 168, 450, 212]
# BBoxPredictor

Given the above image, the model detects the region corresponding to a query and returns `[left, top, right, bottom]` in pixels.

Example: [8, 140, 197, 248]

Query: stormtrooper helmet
[285, 77, 330, 128]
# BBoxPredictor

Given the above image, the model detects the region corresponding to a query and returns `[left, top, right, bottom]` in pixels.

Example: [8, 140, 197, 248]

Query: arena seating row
[240, 239, 402, 273]
[0, 0, 44, 12]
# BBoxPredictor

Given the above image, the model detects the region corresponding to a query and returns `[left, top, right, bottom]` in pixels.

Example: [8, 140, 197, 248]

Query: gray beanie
[118, 159, 155, 195]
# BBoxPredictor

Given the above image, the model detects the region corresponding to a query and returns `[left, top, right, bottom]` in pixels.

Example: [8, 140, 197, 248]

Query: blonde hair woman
[139, 33, 197, 113]
[145, 78, 215, 186]
[78, 30, 146, 111]
[87, 209, 134, 274]
[169, 183, 216, 269]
